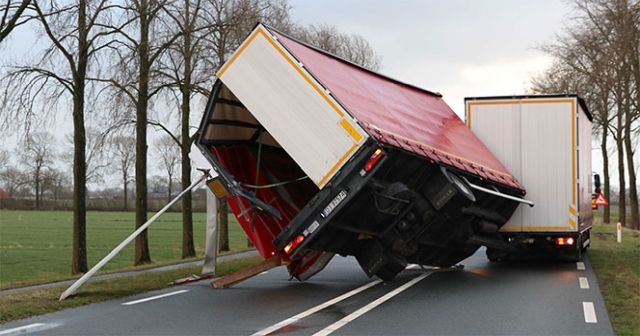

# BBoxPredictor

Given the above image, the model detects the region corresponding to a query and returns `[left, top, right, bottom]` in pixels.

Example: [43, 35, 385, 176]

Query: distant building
[0, 188, 9, 200]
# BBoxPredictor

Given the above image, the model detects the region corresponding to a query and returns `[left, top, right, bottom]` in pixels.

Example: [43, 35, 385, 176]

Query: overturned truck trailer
[194, 24, 530, 282]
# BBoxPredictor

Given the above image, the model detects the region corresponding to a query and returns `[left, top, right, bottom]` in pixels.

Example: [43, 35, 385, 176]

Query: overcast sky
[3, 1, 619, 188]
[289, 0, 572, 116]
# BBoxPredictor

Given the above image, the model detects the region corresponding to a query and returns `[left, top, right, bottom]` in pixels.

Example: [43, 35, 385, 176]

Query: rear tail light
[364, 149, 385, 173]
[283, 235, 305, 254]
[555, 237, 575, 246]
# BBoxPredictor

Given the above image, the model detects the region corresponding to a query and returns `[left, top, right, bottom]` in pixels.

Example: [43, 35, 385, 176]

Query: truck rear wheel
[486, 248, 507, 262]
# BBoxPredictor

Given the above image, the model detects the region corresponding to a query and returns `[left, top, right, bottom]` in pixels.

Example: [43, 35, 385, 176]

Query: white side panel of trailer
[467, 98, 579, 232]
[216, 25, 368, 188]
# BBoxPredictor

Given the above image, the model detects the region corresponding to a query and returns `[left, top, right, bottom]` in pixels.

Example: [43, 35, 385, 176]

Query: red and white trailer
[194, 24, 532, 283]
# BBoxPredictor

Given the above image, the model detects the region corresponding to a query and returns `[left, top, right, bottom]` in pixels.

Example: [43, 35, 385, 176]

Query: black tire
[486, 248, 505, 262]
[442, 167, 476, 203]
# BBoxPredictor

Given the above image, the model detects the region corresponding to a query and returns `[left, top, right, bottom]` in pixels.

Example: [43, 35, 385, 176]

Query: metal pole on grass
[60, 175, 206, 301]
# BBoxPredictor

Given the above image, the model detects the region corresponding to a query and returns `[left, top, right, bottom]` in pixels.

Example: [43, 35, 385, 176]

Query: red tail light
[364, 149, 385, 173]
[284, 235, 305, 254]
[555, 237, 575, 246]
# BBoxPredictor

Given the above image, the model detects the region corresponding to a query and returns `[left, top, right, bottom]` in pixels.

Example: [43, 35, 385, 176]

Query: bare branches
[0, 0, 31, 43]
[532, 0, 639, 228]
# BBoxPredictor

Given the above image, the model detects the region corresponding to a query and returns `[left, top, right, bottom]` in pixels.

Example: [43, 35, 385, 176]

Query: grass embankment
[0, 210, 248, 289]
[0, 256, 262, 323]
[589, 220, 640, 336]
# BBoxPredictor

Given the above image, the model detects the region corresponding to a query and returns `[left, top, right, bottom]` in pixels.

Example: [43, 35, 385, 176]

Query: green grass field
[0, 210, 248, 289]
[589, 220, 640, 336]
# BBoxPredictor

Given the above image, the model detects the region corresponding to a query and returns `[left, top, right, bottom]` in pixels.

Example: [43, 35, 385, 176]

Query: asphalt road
[0, 248, 614, 336]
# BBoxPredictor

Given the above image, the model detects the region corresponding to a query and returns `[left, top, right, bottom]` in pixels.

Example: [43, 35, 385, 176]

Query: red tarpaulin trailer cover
[270, 29, 524, 193]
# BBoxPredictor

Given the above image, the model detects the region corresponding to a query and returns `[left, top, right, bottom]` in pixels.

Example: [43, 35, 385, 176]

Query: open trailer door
[215, 24, 368, 189]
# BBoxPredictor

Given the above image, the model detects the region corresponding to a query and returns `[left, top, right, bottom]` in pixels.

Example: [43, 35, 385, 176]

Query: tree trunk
[134, 0, 151, 265]
[71, 0, 88, 274]
[217, 197, 229, 252]
[167, 172, 172, 203]
[35, 167, 40, 210]
[180, 81, 195, 257]
[600, 127, 611, 223]
[180, 0, 195, 259]
[123, 172, 128, 211]
[615, 109, 626, 226]
[624, 115, 638, 229]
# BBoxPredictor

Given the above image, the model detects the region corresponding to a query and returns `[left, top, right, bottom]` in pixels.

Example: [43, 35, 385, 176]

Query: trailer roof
[266, 26, 524, 192]
[465, 95, 593, 121]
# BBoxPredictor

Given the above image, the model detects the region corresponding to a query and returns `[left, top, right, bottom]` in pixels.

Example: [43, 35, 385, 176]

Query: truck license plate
[321, 190, 348, 218]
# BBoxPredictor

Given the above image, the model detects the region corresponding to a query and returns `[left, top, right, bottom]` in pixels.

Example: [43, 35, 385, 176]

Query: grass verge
[589, 221, 640, 336]
[0, 256, 262, 324]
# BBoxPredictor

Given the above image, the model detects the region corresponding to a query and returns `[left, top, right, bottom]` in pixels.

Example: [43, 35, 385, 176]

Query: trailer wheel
[486, 248, 505, 262]
[442, 168, 476, 203]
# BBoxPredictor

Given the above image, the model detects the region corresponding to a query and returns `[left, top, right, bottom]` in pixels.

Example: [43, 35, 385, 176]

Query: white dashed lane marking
[0, 323, 59, 336]
[576, 262, 586, 270]
[582, 302, 597, 323]
[122, 289, 189, 306]
[579, 277, 589, 289]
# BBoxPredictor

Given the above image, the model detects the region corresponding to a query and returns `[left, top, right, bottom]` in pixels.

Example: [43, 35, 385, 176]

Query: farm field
[0, 210, 247, 289]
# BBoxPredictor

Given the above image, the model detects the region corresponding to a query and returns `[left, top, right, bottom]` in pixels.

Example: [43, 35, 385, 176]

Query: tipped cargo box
[194, 24, 530, 282]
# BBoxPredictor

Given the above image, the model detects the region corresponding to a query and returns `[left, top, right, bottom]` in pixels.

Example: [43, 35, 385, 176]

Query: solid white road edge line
[251, 279, 383, 336]
[579, 277, 590, 289]
[577, 262, 586, 270]
[583, 302, 597, 323]
[312, 273, 431, 336]
[0, 323, 58, 336]
[122, 289, 189, 306]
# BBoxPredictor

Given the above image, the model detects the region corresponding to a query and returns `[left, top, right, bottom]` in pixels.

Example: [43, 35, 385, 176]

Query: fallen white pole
[617, 222, 622, 243]
[60, 175, 206, 301]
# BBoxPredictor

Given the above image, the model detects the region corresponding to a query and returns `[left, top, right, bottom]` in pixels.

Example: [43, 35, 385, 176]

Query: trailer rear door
[466, 97, 580, 233]
[215, 24, 368, 189]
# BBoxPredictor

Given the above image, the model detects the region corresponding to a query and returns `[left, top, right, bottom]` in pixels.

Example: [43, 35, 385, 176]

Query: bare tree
[532, 0, 639, 228]
[293, 23, 382, 71]
[0, 0, 31, 43]
[0, 166, 29, 195]
[155, 135, 180, 202]
[102, 0, 185, 265]
[20, 132, 54, 209]
[41, 167, 68, 204]
[64, 128, 109, 184]
[0, 0, 114, 273]
[111, 135, 135, 210]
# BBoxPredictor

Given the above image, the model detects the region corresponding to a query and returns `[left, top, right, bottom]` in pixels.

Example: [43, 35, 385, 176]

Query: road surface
[0, 248, 613, 335]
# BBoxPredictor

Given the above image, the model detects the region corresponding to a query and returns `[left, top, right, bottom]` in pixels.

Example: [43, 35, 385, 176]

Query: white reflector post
[202, 190, 218, 275]
[59, 175, 206, 301]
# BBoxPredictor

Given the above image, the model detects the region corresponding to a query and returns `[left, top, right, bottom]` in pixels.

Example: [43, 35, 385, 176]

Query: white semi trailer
[466, 95, 593, 261]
